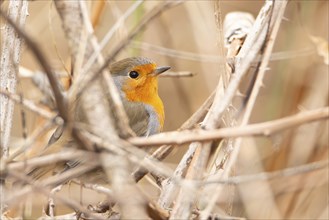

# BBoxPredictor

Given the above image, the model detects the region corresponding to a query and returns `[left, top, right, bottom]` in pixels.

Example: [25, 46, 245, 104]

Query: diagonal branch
[200, 2, 289, 218]
[129, 107, 329, 146]
[75, 1, 182, 97]
[132, 90, 216, 182]
[205, 160, 328, 185]
[0, 7, 68, 122]
[0, 90, 55, 119]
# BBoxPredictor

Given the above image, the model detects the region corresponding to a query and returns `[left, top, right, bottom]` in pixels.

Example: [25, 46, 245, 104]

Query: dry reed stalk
[0, 0, 29, 158]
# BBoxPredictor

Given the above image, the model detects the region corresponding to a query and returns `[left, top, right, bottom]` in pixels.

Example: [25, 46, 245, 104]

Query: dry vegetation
[0, 1, 328, 219]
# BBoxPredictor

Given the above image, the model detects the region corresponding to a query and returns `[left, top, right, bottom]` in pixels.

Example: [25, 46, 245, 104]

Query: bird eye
[129, 71, 139, 79]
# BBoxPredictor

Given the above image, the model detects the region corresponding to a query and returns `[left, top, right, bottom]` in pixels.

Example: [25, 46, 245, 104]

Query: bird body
[19, 57, 170, 183]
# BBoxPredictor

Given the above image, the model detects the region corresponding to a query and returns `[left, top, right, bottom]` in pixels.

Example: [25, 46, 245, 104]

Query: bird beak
[153, 66, 171, 76]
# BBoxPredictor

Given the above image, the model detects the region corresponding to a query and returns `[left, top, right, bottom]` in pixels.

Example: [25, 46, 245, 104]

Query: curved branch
[0, 7, 68, 122]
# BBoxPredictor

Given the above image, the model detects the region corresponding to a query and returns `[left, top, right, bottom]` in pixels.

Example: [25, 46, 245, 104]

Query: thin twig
[205, 160, 328, 185]
[81, 0, 144, 76]
[130, 107, 329, 147]
[5, 150, 89, 171]
[6, 119, 56, 161]
[160, 71, 196, 78]
[47, 184, 63, 217]
[37, 212, 77, 220]
[200, 2, 288, 218]
[158, 142, 198, 208]
[168, 2, 243, 217]
[0, 90, 55, 119]
[157, 90, 217, 209]
[7, 171, 107, 220]
[0, 7, 69, 122]
[131, 41, 220, 63]
[72, 180, 113, 196]
[132, 41, 315, 63]
[204, 2, 272, 130]
[63, 0, 133, 138]
[101, 153, 149, 219]
[75, 1, 182, 97]
[5, 162, 100, 205]
[48, 1, 70, 76]
[132, 90, 216, 182]
[80, 0, 134, 138]
[79, 129, 174, 179]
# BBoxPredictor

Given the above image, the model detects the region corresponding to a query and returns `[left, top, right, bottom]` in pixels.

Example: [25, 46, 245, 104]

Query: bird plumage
[21, 57, 170, 184]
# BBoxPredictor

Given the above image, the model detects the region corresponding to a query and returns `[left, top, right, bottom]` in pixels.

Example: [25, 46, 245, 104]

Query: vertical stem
[200, 1, 288, 218]
[0, 1, 28, 215]
[0, 0, 29, 158]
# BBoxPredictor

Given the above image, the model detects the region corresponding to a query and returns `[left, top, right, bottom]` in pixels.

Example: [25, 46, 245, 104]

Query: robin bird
[107, 56, 170, 136]
[3, 57, 170, 218]
[21, 57, 171, 183]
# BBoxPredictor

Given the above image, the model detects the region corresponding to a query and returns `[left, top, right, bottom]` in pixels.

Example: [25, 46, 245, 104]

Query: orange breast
[123, 76, 164, 131]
